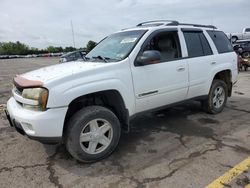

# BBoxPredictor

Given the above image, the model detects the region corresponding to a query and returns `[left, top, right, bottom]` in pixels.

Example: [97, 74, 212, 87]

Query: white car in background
[231, 28, 250, 42]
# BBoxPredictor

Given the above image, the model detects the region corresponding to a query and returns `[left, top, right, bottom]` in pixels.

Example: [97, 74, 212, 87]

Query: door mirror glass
[136, 50, 161, 66]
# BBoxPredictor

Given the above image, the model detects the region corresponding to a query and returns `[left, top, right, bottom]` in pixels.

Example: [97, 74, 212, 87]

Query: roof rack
[136, 20, 217, 29]
[136, 20, 179, 27]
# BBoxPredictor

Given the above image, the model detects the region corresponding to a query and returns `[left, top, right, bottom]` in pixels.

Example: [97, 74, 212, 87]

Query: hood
[21, 61, 106, 83]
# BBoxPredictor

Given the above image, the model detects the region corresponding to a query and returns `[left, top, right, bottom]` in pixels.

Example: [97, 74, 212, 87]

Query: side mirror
[136, 50, 161, 66]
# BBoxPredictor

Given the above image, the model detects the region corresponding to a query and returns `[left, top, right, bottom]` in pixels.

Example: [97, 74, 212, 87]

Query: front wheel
[202, 79, 228, 114]
[65, 106, 121, 162]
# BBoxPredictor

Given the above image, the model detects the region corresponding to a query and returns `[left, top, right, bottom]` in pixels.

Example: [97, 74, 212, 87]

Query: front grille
[12, 86, 23, 105]
[15, 85, 23, 94]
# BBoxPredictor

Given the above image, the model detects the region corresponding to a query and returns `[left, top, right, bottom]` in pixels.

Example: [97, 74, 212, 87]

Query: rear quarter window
[207, 30, 233, 54]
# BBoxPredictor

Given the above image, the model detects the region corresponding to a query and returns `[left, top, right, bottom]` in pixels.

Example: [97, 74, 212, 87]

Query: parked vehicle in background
[233, 40, 250, 58]
[59, 50, 86, 63]
[231, 28, 250, 42]
[238, 56, 250, 71]
[6, 20, 238, 162]
[0, 55, 9, 59]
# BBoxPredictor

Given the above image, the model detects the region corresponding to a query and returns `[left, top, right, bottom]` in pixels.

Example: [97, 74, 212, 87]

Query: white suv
[6, 20, 238, 162]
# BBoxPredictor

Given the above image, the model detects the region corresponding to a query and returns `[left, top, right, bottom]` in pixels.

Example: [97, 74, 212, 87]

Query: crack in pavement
[169, 136, 250, 168]
[175, 134, 187, 148]
[226, 106, 250, 114]
[168, 147, 218, 167]
[0, 163, 48, 173]
[118, 133, 250, 187]
[141, 167, 179, 184]
[46, 146, 63, 188]
[0, 146, 64, 188]
[127, 167, 181, 188]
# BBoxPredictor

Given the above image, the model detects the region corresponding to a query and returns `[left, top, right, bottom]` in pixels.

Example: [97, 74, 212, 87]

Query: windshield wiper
[92, 55, 109, 63]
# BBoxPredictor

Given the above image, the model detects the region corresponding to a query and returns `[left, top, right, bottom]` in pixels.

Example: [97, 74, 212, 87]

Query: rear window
[207, 30, 233, 54]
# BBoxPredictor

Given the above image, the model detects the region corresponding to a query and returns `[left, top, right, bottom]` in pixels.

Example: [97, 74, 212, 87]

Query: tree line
[0, 40, 97, 55]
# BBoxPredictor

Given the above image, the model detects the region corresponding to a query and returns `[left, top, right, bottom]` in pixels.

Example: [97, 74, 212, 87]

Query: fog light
[21, 122, 34, 132]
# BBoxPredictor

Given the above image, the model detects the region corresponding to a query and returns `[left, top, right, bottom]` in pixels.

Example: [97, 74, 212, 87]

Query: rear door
[182, 29, 215, 98]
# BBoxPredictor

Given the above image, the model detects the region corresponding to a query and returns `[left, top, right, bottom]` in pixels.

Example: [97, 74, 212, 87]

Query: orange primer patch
[14, 75, 43, 88]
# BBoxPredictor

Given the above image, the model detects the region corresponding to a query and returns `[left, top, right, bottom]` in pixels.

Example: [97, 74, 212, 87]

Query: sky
[0, 0, 249, 49]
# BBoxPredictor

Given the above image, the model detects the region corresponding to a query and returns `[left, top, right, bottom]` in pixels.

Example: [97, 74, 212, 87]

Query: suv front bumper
[6, 97, 68, 144]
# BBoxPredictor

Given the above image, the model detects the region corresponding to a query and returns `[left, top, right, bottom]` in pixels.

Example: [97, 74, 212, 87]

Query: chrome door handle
[211, 62, 216, 65]
[177, 66, 185, 71]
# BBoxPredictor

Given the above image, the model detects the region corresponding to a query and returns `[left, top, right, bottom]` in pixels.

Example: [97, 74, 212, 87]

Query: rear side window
[183, 31, 212, 58]
[245, 28, 250, 32]
[207, 30, 233, 53]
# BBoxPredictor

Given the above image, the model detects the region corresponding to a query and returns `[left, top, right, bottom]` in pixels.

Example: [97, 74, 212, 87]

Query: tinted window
[69, 53, 76, 58]
[245, 28, 250, 32]
[75, 52, 82, 59]
[183, 31, 212, 58]
[199, 33, 213, 55]
[207, 30, 233, 53]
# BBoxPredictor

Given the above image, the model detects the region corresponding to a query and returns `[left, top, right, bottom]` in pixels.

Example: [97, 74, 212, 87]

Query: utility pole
[71, 20, 76, 48]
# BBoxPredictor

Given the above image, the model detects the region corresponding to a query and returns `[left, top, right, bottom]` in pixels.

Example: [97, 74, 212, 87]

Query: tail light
[237, 53, 241, 72]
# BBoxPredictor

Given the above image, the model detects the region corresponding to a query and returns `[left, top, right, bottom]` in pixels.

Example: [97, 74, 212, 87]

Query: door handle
[177, 66, 185, 71]
[211, 62, 216, 65]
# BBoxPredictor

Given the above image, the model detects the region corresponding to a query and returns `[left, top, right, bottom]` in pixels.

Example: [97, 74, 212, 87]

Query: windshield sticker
[120, 37, 137, 44]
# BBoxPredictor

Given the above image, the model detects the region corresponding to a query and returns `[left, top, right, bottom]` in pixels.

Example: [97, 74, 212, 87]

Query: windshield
[85, 30, 147, 62]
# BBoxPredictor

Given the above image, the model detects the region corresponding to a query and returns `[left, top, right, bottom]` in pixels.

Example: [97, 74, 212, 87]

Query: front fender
[46, 78, 135, 115]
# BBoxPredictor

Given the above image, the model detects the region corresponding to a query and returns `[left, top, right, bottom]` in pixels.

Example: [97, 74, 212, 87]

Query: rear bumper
[6, 97, 68, 144]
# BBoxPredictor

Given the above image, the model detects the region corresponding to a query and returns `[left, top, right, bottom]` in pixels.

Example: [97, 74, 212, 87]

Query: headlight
[22, 88, 48, 111]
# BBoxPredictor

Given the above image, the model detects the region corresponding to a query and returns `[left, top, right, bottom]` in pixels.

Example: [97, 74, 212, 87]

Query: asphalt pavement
[0, 58, 250, 188]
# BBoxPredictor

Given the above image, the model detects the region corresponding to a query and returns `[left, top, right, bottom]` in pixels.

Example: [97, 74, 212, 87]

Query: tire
[231, 36, 238, 43]
[244, 65, 248, 71]
[65, 106, 121, 163]
[242, 51, 250, 58]
[202, 79, 228, 114]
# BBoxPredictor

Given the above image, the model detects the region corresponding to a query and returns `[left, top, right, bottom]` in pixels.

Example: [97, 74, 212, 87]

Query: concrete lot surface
[0, 58, 250, 188]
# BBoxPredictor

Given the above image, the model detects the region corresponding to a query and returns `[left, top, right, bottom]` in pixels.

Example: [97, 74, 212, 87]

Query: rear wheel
[65, 106, 121, 162]
[242, 51, 250, 58]
[202, 79, 228, 114]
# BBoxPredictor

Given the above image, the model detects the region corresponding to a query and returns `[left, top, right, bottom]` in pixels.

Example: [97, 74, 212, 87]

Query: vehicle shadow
[43, 101, 222, 175]
[43, 96, 250, 179]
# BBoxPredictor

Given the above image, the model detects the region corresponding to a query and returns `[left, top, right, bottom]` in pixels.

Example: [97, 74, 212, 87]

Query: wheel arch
[231, 35, 238, 40]
[63, 89, 130, 138]
[212, 69, 232, 97]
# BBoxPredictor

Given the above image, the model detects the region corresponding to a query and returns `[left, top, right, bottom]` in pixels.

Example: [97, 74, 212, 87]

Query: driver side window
[143, 31, 182, 62]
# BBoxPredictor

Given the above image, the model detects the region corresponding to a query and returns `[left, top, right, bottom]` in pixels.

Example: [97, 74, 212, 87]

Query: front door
[131, 30, 189, 113]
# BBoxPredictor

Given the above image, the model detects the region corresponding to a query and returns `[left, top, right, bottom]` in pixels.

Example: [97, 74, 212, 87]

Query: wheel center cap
[91, 132, 100, 140]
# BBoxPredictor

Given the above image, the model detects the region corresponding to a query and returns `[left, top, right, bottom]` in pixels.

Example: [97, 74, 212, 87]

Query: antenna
[70, 20, 76, 48]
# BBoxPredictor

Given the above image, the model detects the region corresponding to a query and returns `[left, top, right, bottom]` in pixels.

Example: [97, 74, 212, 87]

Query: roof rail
[136, 20, 179, 27]
[136, 20, 217, 29]
[177, 23, 217, 29]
